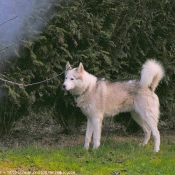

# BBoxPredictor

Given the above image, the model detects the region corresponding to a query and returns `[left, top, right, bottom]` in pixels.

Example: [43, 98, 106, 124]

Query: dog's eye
[71, 78, 74, 80]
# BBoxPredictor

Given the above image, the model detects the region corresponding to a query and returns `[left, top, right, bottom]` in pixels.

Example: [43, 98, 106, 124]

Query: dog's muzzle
[62, 84, 66, 89]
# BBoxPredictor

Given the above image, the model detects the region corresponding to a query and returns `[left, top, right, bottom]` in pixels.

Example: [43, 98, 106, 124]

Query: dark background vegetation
[0, 0, 175, 134]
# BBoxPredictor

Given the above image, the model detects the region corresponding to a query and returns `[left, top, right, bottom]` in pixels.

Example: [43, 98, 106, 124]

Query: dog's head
[63, 62, 84, 91]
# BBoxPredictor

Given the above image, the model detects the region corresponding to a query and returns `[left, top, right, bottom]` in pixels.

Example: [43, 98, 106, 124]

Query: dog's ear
[66, 62, 72, 71]
[77, 62, 84, 74]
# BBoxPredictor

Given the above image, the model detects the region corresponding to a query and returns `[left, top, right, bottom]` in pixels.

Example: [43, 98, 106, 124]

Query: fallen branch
[0, 41, 20, 52]
[0, 16, 19, 52]
[0, 15, 18, 27]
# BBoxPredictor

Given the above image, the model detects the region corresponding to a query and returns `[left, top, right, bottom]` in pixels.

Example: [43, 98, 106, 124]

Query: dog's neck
[74, 86, 89, 99]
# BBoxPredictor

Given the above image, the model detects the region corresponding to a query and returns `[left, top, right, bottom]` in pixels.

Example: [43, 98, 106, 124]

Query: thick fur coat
[63, 60, 164, 152]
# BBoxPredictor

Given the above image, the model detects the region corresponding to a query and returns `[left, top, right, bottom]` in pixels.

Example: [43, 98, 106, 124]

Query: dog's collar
[74, 86, 89, 99]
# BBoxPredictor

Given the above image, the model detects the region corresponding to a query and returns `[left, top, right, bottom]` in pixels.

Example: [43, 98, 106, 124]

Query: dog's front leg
[84, 118, 93, 149]
[92, 118, 102, 149]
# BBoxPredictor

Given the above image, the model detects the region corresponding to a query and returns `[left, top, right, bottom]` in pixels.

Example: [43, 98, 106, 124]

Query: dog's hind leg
[84, 118, 93, 149]
[135, 94, 160, 152]
[131, 111, 151, 146]
[92, 117, 103, 149]
[136, 110, 160, 152]
[144, 116, 160, 152]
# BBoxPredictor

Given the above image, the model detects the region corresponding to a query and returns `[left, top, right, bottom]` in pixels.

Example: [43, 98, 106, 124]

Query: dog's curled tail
[140, 59, 164, 92]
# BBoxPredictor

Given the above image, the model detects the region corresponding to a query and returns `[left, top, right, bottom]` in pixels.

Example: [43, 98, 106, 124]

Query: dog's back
[92, 79, 139, 117]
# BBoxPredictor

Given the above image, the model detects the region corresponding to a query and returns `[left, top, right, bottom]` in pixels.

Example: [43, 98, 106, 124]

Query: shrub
[1, 0, 175, 133]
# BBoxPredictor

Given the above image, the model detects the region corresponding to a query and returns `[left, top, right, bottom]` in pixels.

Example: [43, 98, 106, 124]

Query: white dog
[63, 60, 164, 152]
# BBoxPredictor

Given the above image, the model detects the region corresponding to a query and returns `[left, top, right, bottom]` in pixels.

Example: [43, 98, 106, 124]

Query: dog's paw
[93, 144, 100, 149]
[84, 144, 89, 150]
[154, 147, 160, 153]
[139, 143, 147, 147]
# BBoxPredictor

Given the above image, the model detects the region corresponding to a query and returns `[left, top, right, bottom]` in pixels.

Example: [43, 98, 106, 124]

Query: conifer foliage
[1, 0, 175, 132]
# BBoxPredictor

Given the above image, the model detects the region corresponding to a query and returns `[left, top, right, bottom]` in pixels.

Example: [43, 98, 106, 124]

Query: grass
[0, 135, 175, 175]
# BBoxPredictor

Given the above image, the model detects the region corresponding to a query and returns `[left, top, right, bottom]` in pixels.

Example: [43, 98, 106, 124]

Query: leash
[0, 71, 64, 88]
[0, 61, 78, 88]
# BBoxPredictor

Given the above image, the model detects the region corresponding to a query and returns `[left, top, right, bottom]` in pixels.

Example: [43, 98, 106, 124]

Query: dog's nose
[63, 84, 66, 89]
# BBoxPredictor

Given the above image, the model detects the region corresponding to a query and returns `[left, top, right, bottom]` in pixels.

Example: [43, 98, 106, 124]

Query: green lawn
[0, 136, 175, 175]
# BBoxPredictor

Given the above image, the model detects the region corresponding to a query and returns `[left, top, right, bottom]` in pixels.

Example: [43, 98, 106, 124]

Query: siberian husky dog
[63, 60, 164, 152]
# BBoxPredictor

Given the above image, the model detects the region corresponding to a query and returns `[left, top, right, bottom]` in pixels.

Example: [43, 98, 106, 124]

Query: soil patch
[0, 112, 174, 151]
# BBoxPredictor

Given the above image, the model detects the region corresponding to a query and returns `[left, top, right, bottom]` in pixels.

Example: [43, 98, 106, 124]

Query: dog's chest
[75, 97, 93, 116]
